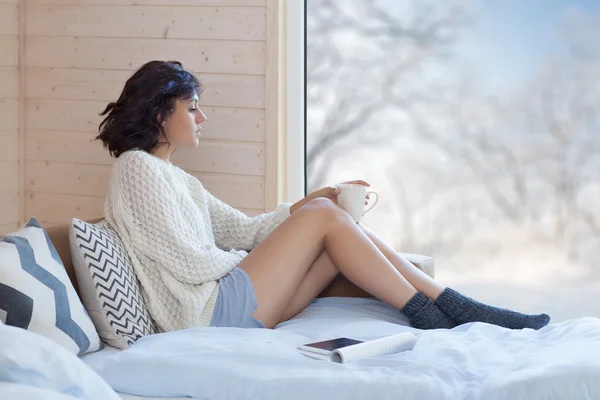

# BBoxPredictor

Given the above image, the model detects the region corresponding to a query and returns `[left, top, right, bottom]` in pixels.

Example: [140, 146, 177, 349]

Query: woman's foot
[401, 291, 457, 329]
[435, 288, 550, 330]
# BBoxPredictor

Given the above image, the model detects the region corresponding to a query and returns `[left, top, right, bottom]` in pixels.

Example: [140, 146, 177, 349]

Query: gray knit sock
[435, 288, 550, 330]
[401, 291, 456, 330]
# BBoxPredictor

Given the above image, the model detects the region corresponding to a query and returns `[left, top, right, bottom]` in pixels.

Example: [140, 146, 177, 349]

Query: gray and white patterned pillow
[70, 218, 157, 349]
[0, 217, 102, 355]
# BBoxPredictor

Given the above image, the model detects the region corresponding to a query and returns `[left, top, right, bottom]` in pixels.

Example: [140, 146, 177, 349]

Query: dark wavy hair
[96, 60, 202, 158]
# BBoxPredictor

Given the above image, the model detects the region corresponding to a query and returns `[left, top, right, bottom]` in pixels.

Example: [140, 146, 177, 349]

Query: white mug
[336, 183, 379, 223]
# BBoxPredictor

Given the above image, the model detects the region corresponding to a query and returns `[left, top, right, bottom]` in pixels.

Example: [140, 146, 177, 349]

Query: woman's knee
[303, 197, 345, 219]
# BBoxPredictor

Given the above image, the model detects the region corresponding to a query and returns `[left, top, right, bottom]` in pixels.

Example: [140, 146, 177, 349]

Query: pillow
[0, 323, 121, 400]
[0, 217, 102, 356]
[70, 218, 157, 349]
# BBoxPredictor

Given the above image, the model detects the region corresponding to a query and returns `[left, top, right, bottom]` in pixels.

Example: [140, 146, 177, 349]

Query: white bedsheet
[84, 297, 600, 400]
[81, 347, 190, 400]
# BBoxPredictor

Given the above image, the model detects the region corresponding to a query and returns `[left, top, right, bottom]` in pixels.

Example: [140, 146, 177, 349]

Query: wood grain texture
[25, 161, 265, 209]
[0, 37, 18, 67]
[26, 99, 265, 141]
[26, 160, 112, 197]
[25, 190, 263, 226]
[264, 0, 283, 211]
[18, 0, 26, 224]
[188, 171, 265, 209]
[0, 193, 19, 224]
[27, 5, 266, 41]
[26, 37, 266, 75]
[27, 130, 265, 175]
[27, 0, 265, 5]
[0, 222, 20, 236]
[0, 67, 19, 98]
[0, 4, 18, 36]
[26, 191, 105, 225]
[26, 68, 266, 108]
[8, 0, 278, 224]
[0, 99, 18, 130]
[0, 161, 19, 224]
[0, 130, 19, 161]
[0, 161, 19, 193]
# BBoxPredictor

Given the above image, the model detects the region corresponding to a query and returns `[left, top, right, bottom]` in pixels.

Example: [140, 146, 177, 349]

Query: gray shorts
[209, 267, 265, 329]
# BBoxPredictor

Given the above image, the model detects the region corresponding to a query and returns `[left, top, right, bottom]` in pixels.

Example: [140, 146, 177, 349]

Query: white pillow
[0, 323, 120, 400]
[70, 218, 157, 349]
[0, 217, 102, 355]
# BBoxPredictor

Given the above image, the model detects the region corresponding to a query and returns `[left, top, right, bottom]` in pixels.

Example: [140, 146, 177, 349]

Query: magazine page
[330, 332, 417, 363]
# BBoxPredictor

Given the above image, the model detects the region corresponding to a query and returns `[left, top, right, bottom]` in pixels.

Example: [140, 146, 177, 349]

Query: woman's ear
[158, 112, 167, 127]
[158, 107, 174, 127]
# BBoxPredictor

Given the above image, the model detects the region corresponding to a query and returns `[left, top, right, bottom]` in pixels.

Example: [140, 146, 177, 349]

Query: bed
[76, 297, 600, 400]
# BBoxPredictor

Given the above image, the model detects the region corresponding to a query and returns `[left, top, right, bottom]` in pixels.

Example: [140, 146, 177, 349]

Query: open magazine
[298, 332, 417, 363]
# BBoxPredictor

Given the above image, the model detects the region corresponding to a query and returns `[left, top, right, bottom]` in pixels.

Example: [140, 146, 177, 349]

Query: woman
[97, 60, 550, 332]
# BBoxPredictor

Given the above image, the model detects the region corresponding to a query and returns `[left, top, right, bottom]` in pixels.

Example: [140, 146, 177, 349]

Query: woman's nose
[196, 109, 207, 124]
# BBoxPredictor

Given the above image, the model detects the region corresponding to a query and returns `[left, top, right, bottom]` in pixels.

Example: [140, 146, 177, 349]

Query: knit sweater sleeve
[202, 185, 292, 252]
[112, 152, 244, 284]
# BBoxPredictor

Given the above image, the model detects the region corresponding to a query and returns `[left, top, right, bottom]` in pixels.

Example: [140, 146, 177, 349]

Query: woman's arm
[203, 187, 292, 251]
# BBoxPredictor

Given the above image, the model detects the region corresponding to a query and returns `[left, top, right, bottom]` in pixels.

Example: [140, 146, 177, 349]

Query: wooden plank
[0, 160, 19, 226]
[26, 160, 111, 197]
[26, 160, 266, 209]
[24, 192, 263, 225]
[0, 67, 19, 98]
[26, 68, 266, 108]
[27, 129, 264, 175]
[0, 193, 19, 224]
[27, 0, 264, 5]
[265, 0, 283, 210]
[26, 191, 105, 225]
[0, 37, 18, 67]
[18, 2, 26, 226]
[173, 141, 265, 175]
[0, 160, 18, 192]
[0, 221, 19, 236]
[189, 171, 264, 209]
[0, 130, 18, 161]
[0, 4, 18, 36]
[26, 130, 112, 165]
[26, 37, 265, 75]
[136, 0, 264, 5]
[27, 99, 265, 142]
[27, 6, 266, 41]
[0, 99, 18, 130]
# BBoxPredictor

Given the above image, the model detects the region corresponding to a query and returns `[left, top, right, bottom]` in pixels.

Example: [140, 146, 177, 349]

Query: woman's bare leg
[319, 223, 446, 300]
[238, 198, 418, 328]
[279, 250, 339, 322]
[357, 222, 446, 299]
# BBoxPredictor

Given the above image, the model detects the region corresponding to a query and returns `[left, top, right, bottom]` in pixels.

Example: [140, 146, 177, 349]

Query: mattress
[81, 345, 195, 400]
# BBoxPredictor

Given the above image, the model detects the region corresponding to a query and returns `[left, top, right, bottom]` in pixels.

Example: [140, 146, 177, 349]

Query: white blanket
[88, 297, 600, 400]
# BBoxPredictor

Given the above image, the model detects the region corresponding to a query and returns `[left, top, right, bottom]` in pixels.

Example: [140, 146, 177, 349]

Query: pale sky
[455, 0, 600, 91]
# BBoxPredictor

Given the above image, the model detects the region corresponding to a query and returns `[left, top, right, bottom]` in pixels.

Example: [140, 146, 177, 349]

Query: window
[303, 0, 600, 322]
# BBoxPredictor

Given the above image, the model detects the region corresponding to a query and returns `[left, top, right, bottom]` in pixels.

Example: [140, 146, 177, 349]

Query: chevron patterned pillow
[70, 218, 157, 349]
[0, 217, 102, 355]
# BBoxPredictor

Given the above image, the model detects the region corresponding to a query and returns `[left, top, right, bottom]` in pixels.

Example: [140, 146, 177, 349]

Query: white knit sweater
[104, 150, 291, 332]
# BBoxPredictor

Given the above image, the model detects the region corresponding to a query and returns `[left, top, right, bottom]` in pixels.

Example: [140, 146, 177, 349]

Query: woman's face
[161, 93, 207, 149]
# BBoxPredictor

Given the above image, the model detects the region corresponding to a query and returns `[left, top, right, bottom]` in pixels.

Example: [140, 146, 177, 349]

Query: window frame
[285, 0, 307, 202]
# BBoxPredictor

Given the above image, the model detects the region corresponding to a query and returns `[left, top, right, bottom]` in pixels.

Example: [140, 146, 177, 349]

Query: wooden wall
[0, 0, 20, 235]
[0, 0, 284, 232]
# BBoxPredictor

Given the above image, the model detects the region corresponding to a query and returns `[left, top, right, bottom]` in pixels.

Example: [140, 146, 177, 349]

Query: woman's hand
[290, 180, 371, 214]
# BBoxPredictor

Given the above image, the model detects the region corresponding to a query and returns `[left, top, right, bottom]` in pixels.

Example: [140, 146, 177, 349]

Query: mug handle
[363, 191, 379, 215]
